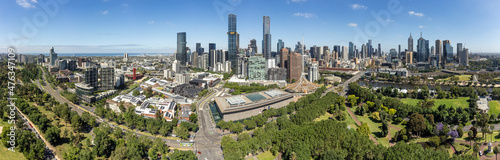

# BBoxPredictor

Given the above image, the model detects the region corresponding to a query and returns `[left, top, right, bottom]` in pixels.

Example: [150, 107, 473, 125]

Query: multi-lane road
[195, 89, 224, 160]
[35, 67, 193, 151]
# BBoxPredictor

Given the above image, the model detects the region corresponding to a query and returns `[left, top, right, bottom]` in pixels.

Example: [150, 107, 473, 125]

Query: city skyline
[2, 0, 500, 53]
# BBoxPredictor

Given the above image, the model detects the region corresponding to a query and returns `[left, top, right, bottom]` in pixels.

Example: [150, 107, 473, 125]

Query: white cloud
[148, 21, 155, 24]
[16, 0, 37, 8]
[350, 4, 367, 10]
[419, 25, 424, 28]
[293, 12, 316, 18]
[348, 23, 358, 27]
[291, 0, 307, 2]
[385, 19, 394, 22]
[409, 11, 424, 17]
[101, 10, 109, 15]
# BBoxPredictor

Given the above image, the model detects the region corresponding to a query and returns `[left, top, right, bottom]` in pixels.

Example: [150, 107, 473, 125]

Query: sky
[1, 0, 500, 54]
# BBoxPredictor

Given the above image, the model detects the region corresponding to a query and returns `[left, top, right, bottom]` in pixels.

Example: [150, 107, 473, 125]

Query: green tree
[408, 113, 426, 136]
[494, 146, 499, 160]
[243, 119, 257, 130]
[132, 90, 140, 96]
[189, 113, 198, 123]
[45, 126, 61, 144]
[174, 126, 189, 140]
[468, 130, 474, 147]
[170, 149, 198, 160]
[347, 95, 359, 107]
[356, 122, 371, 137]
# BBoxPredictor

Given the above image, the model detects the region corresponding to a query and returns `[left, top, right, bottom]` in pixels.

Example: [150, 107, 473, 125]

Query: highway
[35, 67, 193, 151]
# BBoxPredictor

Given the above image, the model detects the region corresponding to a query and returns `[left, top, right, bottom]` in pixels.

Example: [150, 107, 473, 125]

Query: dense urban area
[3, 1, 500, 160]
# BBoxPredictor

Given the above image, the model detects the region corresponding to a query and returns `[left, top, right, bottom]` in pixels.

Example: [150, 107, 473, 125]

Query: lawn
[401, 97, 470, 109]
[0, 142, 26, 160]
[489, 101, 500, 116]
[344, 113, 358, 130]
[256, 150, 276, 160]
[437, 75, 471, 82]
[314, 112, 332, 122]
[355, 114, 382, 136]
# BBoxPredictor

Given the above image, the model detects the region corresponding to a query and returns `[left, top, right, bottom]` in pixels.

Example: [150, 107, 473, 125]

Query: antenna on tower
[302, 34, 305, 74]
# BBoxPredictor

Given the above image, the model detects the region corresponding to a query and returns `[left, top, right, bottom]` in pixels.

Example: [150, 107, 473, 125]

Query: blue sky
[1, 0, 500, 54]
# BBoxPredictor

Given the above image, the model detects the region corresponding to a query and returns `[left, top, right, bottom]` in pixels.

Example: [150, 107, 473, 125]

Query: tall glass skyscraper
[228, 14, 238, 69]
[50, 47, 57, 66]
[262, 16, 271, 59]
[416, 33, 429, 62]
[277, 39, 284, 56]
[348, 42, 354, 60]
[408, 33, 413, 52]
[176, 32, 187, 66]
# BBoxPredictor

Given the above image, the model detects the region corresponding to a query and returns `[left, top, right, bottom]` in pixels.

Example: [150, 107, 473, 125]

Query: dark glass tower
[176, 32, 187, 66]
[262, 16, 271, 59]
[228, 14, 238, 69]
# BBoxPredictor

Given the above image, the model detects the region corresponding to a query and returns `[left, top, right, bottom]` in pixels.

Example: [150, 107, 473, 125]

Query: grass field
[344, 113, 358, 130]
[256, 150, 276, 160]
[314, 112, 332, 122]
[355, 114, 382, 136]
[437, 75, 471, 82]
[401, 97, 470, 109]
[0, 142, 26, 160]
[489, 101, 500, 116]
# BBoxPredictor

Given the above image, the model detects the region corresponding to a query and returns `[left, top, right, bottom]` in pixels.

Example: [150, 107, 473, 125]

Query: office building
[435, 40, 442, 68]
[280, 48, 289, 69]
[348, 42, 354, 60]
[250, 39, 257, 56]
[237, 56, 248, 78]
[58, 59, 67, 70]
[176, 32, 187, 66]
[378, 43, 381, 57]
[175, 73, 190, 84]
[295, 41, 304, 54]
[68, 60, 77, 71]
[228, 14, 238, 69]
[277, 39, 284, 57]
[341, 46, 348, 61]
[408, 33, 413, 52]
[100, 67, 115, 91]
[406, 51, 413, 64]
[288, 53, 302, 82]
[267, 68, 286, 81]
[84, 67, 98, 90]
[116, 74, 125, 88]
[124, 53, 128, 61]
[208, 43, 216, 69]
[416, 33, 429, 62]
[247, 56, 266, 80]
[443, 40, 453, 63]
[308, 61, 319, 82]
[50, 47, 57, 66]
[191, 52, 198, 67]
[457, 43, 463, 63]
[262, 16, 271, 59]
[460, 48, 469, 66]
[368, 39, 373, 57]
[209, 50, 217, 71]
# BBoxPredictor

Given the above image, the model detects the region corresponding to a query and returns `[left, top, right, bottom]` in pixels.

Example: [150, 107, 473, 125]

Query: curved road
[195, 89, 224, 160]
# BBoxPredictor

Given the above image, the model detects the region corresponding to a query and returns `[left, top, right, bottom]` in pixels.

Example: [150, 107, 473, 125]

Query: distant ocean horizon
[21, 53, 173, 57]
